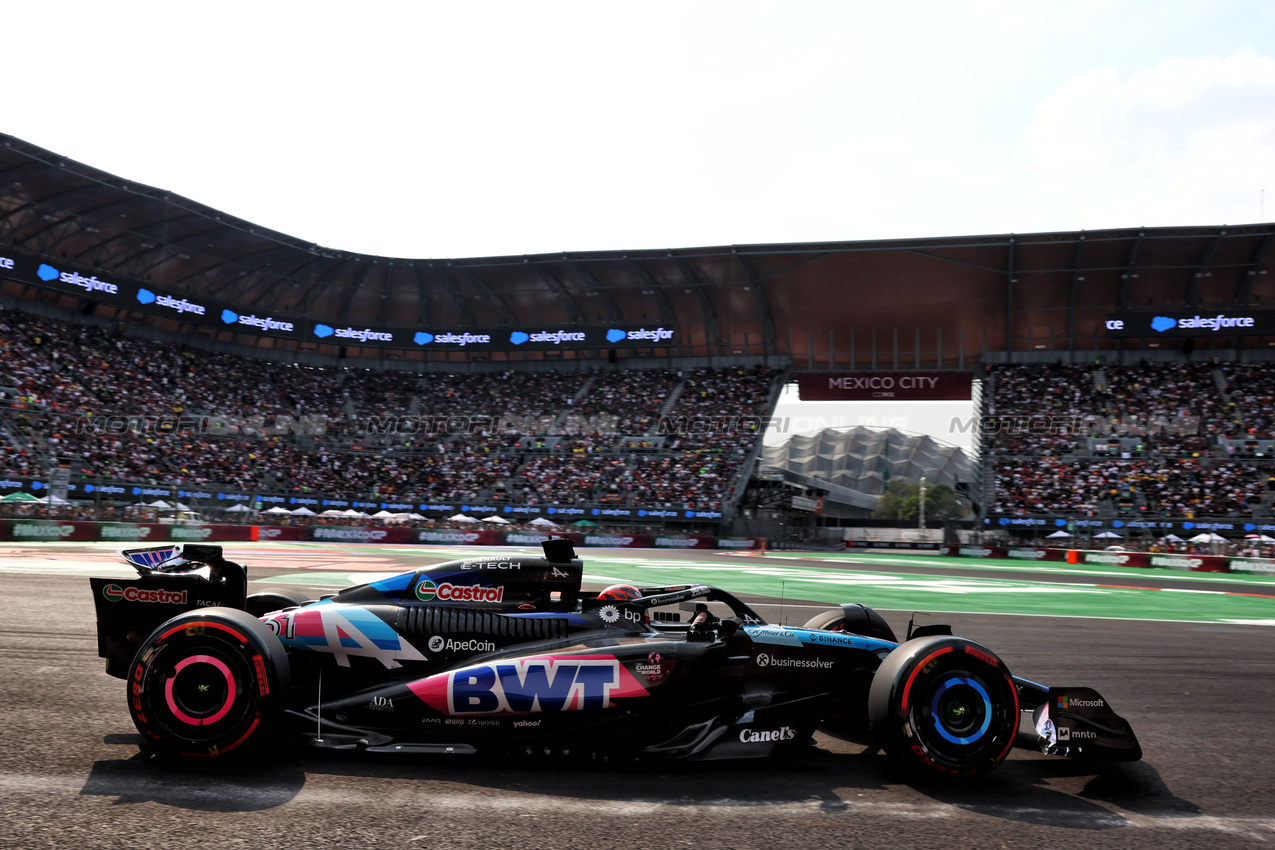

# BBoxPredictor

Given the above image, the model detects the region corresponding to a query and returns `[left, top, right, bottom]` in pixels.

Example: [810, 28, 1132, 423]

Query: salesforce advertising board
[1103, 311, 1275, 337]
[5, 250, 677, 351]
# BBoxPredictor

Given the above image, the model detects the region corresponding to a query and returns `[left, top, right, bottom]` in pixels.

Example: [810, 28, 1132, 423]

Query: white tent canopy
[1188, 532, 1228, 543]
[1093, 531, 1123, 539]
[481, 515, 511, 524]
[340, 509, 366, 517]
[38, 494, 71, 505]
[528, 517, 558, 527]
[318, 509, 347, 517]
[1045, 530, 1071, 538]
[224, 504, 254, 513]
[146, 500, 172, 509]
[448, 513, 479, 523]
[290, 507, 317, 516]
[263, 506, 292, 514]
[371, 510, 397, 518]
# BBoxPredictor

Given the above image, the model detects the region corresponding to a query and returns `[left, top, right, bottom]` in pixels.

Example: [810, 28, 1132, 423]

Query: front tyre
[128, 607, 289, 759]
[868, 636, 1018, 781]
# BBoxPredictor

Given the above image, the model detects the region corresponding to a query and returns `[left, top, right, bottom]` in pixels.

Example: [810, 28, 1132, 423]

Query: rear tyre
[245, 589, 311, 617]
[128, 607, 289, 759]
[868, 636, 1019, 781]
[802, 610, 846, 631]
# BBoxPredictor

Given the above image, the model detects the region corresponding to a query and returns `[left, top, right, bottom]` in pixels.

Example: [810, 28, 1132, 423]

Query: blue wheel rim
[930, 676, 992, 745]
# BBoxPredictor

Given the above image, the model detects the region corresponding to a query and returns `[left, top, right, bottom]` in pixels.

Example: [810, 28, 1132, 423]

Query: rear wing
[91, 544, 248, 679]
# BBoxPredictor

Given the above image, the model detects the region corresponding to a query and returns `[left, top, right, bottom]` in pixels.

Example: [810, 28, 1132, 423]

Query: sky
[4, 1, 1272, 450]
[4, 1, 1273, 262]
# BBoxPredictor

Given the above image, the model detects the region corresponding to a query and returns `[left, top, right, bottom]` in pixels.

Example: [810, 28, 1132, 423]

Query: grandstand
[3, 132, 1275, 544]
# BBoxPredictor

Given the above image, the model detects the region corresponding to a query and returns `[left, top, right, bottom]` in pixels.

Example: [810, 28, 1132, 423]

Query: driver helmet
[596, 584, 641, 602]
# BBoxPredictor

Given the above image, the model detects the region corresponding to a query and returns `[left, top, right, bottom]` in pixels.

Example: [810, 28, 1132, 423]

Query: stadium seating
[985, 360, 1275, 518]
[0, 305, 780, 517]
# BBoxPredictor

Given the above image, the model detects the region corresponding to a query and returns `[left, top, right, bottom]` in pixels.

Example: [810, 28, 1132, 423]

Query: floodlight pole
[919, 477, 927, 539]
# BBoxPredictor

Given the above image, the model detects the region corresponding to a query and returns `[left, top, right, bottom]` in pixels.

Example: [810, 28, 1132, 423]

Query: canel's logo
[1151, 316, 1176, 332]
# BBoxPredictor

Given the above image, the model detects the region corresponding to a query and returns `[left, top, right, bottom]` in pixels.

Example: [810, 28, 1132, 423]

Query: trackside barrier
[1229, 558, 1275, 575]
[0, 520, 257, 543]
[0, 520, 766, 549]
[941, 543, 1244, 573]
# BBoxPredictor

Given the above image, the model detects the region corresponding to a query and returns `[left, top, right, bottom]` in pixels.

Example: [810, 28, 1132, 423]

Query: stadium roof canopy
[759, 426, 973, 511]
[3, 133, 1274, 365]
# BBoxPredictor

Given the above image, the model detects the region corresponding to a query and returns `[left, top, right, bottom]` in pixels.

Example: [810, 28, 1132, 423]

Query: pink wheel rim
[164, 654, 237, 726]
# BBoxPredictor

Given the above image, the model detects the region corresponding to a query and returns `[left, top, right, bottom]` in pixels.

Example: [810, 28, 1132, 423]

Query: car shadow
[909, 755, 1200, 829]
[81, 733, 1196, 827]
[81, 735, 309, 812]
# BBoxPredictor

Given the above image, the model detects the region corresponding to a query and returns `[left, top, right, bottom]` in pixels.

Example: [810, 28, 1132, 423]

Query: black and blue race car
[89, 539, 1141, 780]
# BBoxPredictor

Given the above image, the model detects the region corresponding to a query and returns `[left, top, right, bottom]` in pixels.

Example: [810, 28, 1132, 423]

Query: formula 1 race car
[89, 540, 1141, 780]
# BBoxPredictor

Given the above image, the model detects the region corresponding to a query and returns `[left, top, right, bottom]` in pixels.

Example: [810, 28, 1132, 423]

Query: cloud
[1018, 51, 1275, 225]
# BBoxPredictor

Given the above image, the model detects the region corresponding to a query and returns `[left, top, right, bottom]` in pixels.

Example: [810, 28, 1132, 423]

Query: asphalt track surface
[2, 542, 1274, 849]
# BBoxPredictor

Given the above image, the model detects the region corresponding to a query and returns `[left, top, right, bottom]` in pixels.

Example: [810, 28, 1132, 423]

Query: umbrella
[1045, 530, 1071, 538]
[224, 503, 254, 512]
[146, 500, 172, 509]
[290, 507, 317, 516]
[447, 513, 479, 523]
[481, 515, 511, 524]
[0, 492, 38, 502]
[528, 517, 557, 526]
[570, 519, 599, 527]
[1093, 531, 1123, 539]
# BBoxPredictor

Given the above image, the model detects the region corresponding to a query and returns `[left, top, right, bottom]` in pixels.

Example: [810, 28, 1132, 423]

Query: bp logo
[102, 584, 124, 602]
[598, 605, 620, 624]
[415, 579, 438, 601]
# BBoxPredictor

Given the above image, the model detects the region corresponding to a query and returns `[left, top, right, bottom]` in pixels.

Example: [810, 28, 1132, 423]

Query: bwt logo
[417, 657, 645, 715]
[221, 310, 295, 332]
[37, 264, 119, 295]
[608, 327, 675, 343]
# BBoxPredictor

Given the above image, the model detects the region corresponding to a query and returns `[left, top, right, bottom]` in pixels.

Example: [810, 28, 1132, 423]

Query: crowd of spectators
[0, 306, 781, 513]
[987, 360, 1275, 518]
